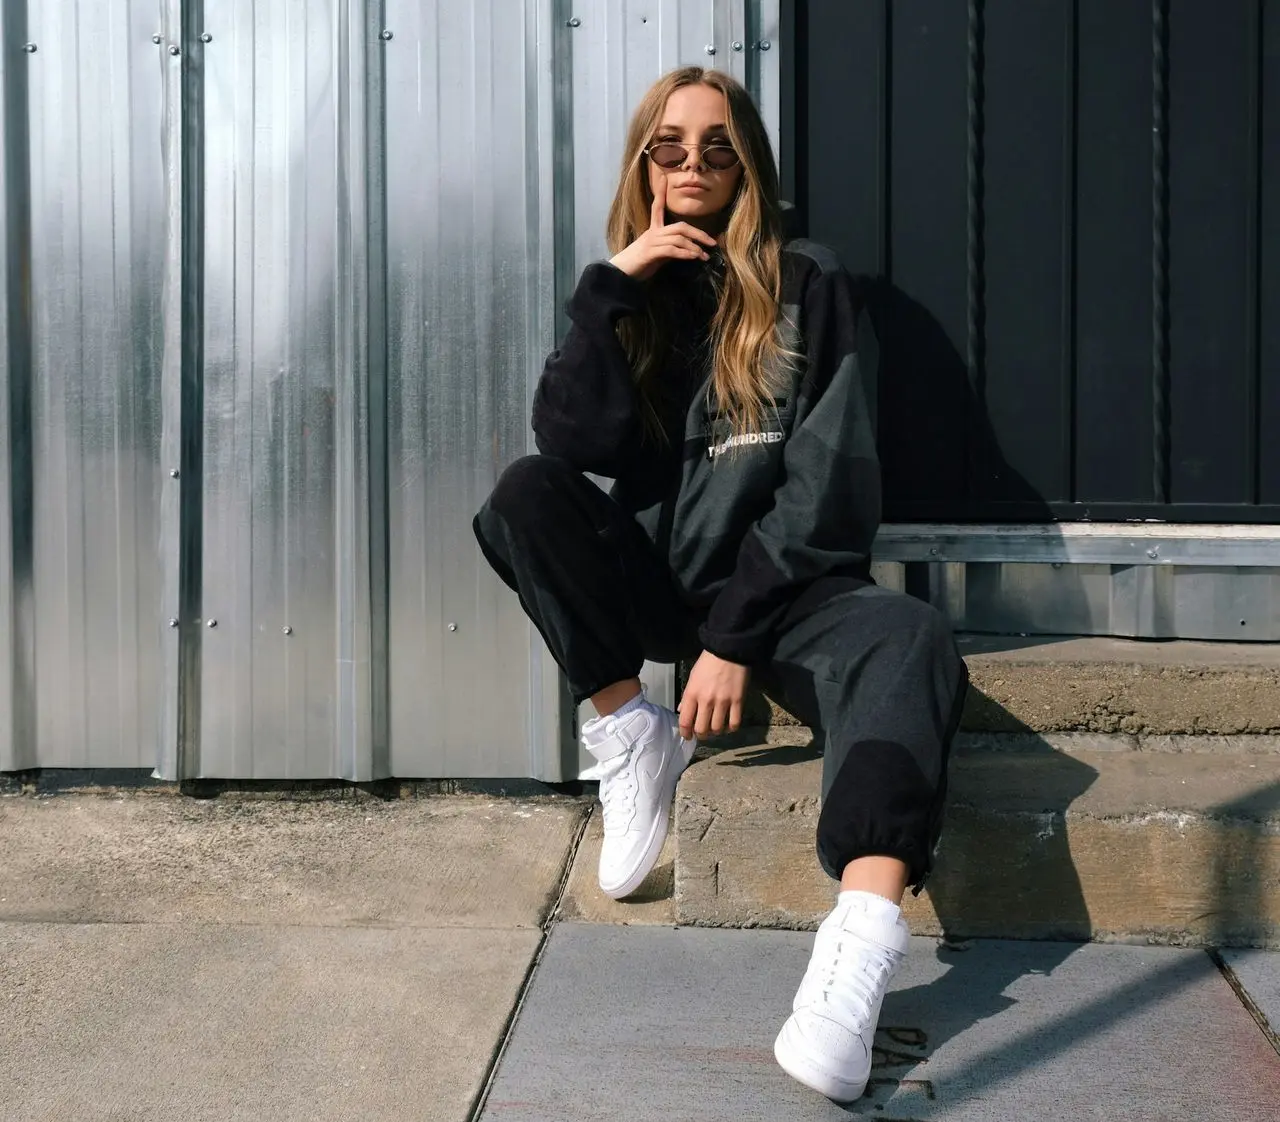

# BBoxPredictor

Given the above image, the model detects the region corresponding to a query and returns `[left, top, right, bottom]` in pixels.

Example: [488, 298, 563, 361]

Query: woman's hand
[679, 651, 750, 740]
[609, 175, 717, 280]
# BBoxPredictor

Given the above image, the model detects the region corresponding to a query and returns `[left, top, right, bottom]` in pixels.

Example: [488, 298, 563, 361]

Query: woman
[474, 67, 967, 1104]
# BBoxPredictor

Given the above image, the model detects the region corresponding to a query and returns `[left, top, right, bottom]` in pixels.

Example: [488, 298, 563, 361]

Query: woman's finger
[653, 230, 702, 247]
[663, 221, 718, 247]
[654, 234, 710, 259]
[728, 699, 743, 733]
[693, 698, 715, 740]
[648, 245, 705, 264]
[710, 699, 731, 736]
[650, 174, 668, 230]
[678, 694, 696, 741]
[664, 244, 708, 260]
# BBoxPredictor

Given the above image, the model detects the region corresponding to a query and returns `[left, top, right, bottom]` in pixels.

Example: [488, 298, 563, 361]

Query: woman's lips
[673, 183, 710, 193]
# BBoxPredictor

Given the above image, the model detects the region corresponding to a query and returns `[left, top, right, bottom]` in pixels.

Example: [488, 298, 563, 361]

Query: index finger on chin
[650, 173, 667, 229]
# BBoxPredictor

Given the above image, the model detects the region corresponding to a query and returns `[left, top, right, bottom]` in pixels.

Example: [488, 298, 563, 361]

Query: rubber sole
[773, 1022, 867, 1104]
[599, 733, 696, 901]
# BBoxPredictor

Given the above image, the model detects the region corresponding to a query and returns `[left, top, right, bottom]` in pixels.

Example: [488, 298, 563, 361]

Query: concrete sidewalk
[0, 793, 587, 1122]
[3, 792, 1278, 1121]
[480, 926, 1280, 1121]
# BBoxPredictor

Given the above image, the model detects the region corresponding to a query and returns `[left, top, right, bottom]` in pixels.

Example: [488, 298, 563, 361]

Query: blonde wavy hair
[606, 67, 794, 439]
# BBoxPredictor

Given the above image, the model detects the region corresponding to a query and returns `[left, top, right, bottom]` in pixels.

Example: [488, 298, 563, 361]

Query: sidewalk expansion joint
[466, 804, 592, 1122]
[1208, 948, 1280, 1058]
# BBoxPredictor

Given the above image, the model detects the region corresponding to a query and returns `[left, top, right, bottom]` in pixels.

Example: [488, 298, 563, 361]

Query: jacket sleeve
[697, 266, 881, 664]
[531, 262, 648, 476]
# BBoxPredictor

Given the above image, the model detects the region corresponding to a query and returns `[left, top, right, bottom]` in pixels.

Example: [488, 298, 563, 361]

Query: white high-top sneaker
[579, 698, 696, 900]
[774, 891, 911, 1102]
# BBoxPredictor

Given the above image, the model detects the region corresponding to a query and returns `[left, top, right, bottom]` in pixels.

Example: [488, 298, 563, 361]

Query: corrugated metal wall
[190, 0, 386, 780]
[384, 0, 562, 779]
[796, 0, 1280, 523]
[0, 0, 780, 779]
[1, 0, 166, 772]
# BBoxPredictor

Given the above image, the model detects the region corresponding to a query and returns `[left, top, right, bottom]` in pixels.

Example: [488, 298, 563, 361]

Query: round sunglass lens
[650, 144, 687, 169]
[705, 148, 740, 170]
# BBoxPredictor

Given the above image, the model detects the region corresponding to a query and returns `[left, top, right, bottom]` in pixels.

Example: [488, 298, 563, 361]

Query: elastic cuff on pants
[815, 738, 937, 891]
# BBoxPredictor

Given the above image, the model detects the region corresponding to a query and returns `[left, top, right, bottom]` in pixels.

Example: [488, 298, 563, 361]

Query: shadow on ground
[669, 271, 1280, 1106]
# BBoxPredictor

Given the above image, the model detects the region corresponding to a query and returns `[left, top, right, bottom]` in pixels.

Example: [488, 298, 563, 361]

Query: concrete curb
[674, 734, 1280, 947]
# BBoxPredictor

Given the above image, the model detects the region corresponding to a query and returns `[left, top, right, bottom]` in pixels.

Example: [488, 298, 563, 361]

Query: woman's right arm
[533, 177, 717, 476]
[530, 262, 649, 476]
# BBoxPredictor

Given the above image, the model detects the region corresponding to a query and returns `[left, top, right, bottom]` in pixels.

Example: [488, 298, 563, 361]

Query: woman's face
[647, 84, 744, 223]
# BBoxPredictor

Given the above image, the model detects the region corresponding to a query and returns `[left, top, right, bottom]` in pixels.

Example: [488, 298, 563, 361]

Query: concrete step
[761, 636, 1280, 734]
[674, 729, 1280, 947]
[683, 638, 1280, 947]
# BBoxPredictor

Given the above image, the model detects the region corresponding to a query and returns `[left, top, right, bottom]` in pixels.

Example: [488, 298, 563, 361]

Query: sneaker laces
[800, 929, 895, 1033]
[580, 723, 637, 834]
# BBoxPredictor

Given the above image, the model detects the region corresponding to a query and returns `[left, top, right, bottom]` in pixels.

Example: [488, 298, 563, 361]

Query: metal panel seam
[0, 0, 36, 771]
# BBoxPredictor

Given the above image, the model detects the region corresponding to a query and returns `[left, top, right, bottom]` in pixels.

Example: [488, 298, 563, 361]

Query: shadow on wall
[852, 275, 1048, 516]
[856, 274, 1110, 647]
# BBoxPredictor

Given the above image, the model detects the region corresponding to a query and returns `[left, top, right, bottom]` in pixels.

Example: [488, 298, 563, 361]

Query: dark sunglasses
[643, 141, 741, 171]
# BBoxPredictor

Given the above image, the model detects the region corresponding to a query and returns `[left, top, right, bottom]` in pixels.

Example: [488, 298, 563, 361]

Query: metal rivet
[448, 623, 458, 632]
[22, 43, 36, 53]
[379, 29, 393, 40]
[704, 44, 717, 55]
[168, 618, 179, 629]
[152, 34, 163, 44]
[282, 626, 293, 636]
[169, 469, 180, 479]
[732, 41, 744, 51]
[566, 17, 581, 27]
[929, 547, 940, 556]
[168, 44, 181, 56]
[1146, 548, 1159, 559]
[758, 40, 772, 51]
[206, 619, 218, 628]
[200, 32, 212, 43]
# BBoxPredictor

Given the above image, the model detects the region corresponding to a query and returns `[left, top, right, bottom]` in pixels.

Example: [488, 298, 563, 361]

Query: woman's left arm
[698, 265, 881, 667]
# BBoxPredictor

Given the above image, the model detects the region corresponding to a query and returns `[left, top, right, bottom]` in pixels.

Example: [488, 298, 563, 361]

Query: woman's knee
[886, 591, 954, 646]
[895, 595, 967, 702]
[823, 590, 957, 677]
[484, 454, 578, 523]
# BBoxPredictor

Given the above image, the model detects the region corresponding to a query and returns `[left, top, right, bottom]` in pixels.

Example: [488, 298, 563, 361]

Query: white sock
[582, 689, 648, 744]
[609, 690, 649, 720]
[837, 889, 902, 925]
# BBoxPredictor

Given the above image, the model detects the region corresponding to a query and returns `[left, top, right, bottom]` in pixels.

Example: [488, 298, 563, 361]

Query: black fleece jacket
[531, 240, 881, 665]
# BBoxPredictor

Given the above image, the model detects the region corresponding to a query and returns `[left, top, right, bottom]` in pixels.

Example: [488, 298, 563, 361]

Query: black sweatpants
[474, 455, 968, 889]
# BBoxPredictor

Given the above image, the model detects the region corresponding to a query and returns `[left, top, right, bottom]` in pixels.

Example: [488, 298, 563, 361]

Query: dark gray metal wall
[793, 0, 1279, 524]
